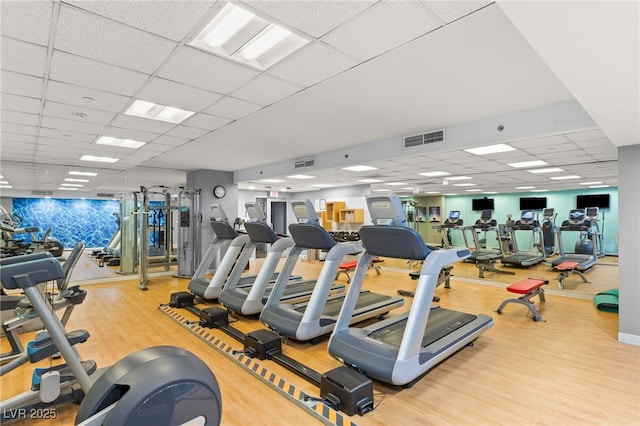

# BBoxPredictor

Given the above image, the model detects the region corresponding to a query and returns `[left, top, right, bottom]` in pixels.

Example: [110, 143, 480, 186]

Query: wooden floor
[2, 256, 638, 425]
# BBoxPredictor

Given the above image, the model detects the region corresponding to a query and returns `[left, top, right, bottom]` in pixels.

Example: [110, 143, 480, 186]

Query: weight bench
[336, 258, 383, 283]
[402, 264, 454, 302]
[495, 277, 549, 322]
[553, 261, 589, 289]
[475, 254, 515, 279]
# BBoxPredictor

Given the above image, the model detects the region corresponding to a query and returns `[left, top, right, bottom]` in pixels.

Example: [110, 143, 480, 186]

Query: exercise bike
[1, 252, 222, 425]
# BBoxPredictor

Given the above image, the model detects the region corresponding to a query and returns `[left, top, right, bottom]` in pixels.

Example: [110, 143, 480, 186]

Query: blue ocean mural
[12, 198, 119, 249]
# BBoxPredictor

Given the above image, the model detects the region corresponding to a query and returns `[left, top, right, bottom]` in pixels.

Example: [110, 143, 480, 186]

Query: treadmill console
[585, 206, 599, 219]
[365, 194, 406, 227]
[568, 209, 586, 225]
[291, 199, 321, 225]
[520, 210, 535, 223]
[442, 210, 462, 228]
[542, 208, 555, 219]
[210, 204, 229, 222]
[475, 210, 496, 229]
[245, 202, 267, 223]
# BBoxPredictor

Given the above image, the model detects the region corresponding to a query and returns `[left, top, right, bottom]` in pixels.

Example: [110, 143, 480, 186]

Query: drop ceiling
[1, 1, 637, 197]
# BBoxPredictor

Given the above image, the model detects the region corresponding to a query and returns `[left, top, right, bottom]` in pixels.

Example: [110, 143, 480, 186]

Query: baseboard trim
[618, 332, 640, 346]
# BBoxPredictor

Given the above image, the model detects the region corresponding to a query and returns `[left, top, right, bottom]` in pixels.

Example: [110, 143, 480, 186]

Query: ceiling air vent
[32, 190, 53, 196]
[403, 129, 445, 149]
[294, 158, 315, 168]
[97, 193, 115, 198]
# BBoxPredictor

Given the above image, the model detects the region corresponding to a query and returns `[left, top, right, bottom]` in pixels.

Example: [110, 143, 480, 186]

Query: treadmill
[328, 194, 493, 386]
[188, 204, 252, 300]
[219, 202, 345, 316]
[549, 209, 598, 271]
[501, 210, 546, 267]
[260, 200, 404, 342]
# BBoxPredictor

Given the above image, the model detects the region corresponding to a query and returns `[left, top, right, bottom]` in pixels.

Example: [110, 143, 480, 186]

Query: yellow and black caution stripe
[159, 305, 359, 426]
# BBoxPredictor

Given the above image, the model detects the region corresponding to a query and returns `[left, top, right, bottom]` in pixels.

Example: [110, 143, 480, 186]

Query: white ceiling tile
[40, 116, 105, 135]
[267, 41, 358, 87]
[42, 101, 116, 125]
[137, 143, 174, 153]
[137, 78, 223, 112]
[45, 80, 131, 113]
[182, 113, 232, 131]
[49, 50, 150, 96]
[1, 109, 39, 126]
[152, 135, 190, 147]
[157, 46, 259, 94]
[110, 115, 174, 134]
[242, 0, 377, 38]
[1, 123, 37, 136]
[1, 132, 37, 143]
[204, 96, 262, 120]
[0, 37, 48, 77]
[0, 1, 52, 46]
[423, 1, 492, 24]
[564, 129, 607, 142]
[509, 134, 569, 149]
[39, 128, 95, 142]
[575, 138, 614, 149]
[37, 138, 91, 149]
[100, 126, 158, 142]
[55, 5, 177, 74]
[322, 1, 442, 61]
[232, 74, 303, 106]
[67, 0, 216, 42]
[166, 125, 209, 139]
[1, 70, 44, 98]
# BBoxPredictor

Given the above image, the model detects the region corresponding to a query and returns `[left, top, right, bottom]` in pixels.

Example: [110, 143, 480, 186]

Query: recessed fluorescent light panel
[516, 186, 536, 190]
[508, 160, 549, 168]
[287, 174, 315, 179]
[466, 189, 482, 192]
[64, 178, 89, 182]
[464, 144, 515, 155]
[447, 176, 472, 181]
[357, 178, 383, 183]
[384, 182, 407, 186]
[580, 181, 603, 185]
[61, 183, 83, 187]
[96, 136, 146, 149]
[418, 171, 450, 177]
[530, 189, 549, 192]
[589, 185, 610, 188]
[125, 100, 194, 124]
[549, 175, 581, 180]
[313, 184, 333, 188]
[527, 167, 564, 174]
[69, 171, 97, 176]
[0, 185, 13, 189]
[260, 178, 284, 183]
[190, 3, 310, 70]
[453, 183, 476, 187]
[58, 187, 79, 191]
[80, 155, 119, 163]
[342, 165, 378, 172]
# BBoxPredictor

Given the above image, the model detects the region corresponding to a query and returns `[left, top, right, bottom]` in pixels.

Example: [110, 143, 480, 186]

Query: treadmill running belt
[293, 291, 391, 317]
[369, 307, 477, 347]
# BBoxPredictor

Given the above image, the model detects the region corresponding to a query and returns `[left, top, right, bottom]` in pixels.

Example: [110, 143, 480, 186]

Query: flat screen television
[472, 198, 494, 211]
[576, 194, 610, 209]
[519, 197, 547, 211]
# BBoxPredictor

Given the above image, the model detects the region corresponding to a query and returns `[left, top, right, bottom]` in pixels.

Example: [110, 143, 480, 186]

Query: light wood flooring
[1, 256, 638, 426]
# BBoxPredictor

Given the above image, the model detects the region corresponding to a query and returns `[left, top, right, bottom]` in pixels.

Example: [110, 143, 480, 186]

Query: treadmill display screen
[480, 210, 492, 220]
[521, 210, 535, 221]
[449, 211, 460, 220]
[569, 209, 585, 222]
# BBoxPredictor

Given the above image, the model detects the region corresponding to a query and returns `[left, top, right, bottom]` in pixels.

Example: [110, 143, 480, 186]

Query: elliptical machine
[1, 253, 222, 425]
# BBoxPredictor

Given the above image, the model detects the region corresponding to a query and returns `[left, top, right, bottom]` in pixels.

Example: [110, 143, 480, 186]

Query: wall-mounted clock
[213, 185, 227, 199]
